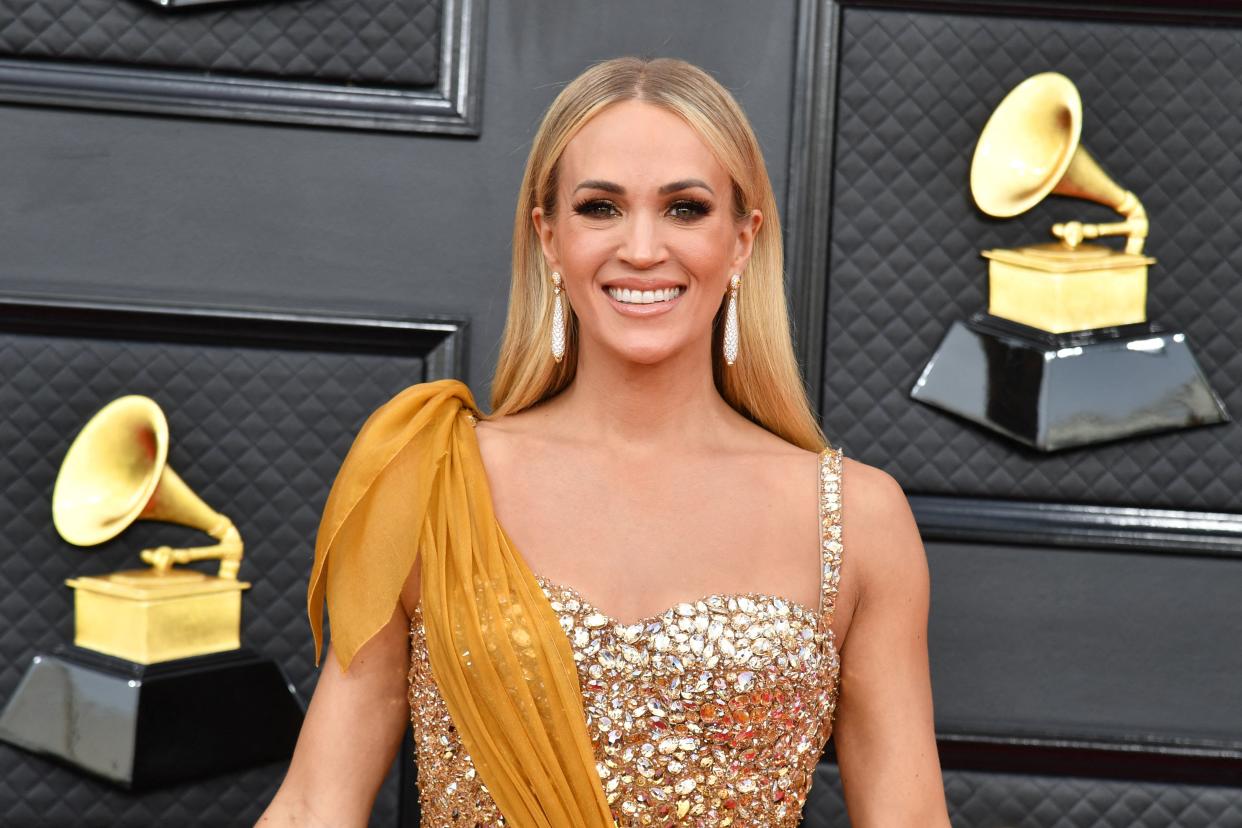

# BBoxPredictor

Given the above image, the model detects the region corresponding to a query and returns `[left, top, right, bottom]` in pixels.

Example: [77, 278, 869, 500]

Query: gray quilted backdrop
[815, 5, 1242, 826]
[0, 327, 427, 826]
[0, 0, 441, 87]
[824, 7, 1242, 509]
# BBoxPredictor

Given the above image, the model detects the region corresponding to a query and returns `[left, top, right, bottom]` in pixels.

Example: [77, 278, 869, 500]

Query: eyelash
[571, 197, 712, 221]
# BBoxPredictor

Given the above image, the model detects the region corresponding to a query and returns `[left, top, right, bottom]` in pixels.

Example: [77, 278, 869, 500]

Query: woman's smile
[600, 282, 687, 317]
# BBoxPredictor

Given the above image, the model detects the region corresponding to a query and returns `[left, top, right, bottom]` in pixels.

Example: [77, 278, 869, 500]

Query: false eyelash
[570, 198, 713, 219]
[571, 198, 619, 217]
[669, 197, 712, 218]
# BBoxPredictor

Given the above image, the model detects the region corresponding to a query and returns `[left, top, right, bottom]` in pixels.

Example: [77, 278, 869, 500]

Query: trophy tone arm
[140, 516, 245, 580]
[1052, 190, 1149, 255]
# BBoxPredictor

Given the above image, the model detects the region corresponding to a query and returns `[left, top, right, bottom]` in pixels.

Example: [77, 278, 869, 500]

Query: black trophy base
[0, 645, 304, 790]
[911, 312, 1230, 452]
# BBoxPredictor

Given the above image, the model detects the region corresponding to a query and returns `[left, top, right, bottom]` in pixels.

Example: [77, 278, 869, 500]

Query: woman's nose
[617, 209, 666, 268]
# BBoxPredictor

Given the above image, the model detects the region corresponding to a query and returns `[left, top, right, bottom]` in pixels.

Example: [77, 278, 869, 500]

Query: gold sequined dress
[407, 440, 845, 827]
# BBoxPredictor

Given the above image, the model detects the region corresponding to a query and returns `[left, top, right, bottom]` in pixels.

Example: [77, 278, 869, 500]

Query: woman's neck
[546, 336, 737, 452]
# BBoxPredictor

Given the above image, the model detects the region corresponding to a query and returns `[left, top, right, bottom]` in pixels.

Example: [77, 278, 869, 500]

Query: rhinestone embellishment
[723, 273, 740, 366]
[551, 271, 566, 363]
[407, 446, 844, 826]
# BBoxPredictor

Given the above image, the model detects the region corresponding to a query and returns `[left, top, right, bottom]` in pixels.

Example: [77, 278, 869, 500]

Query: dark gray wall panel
[0, 308, 448, 825]
[0, 0, 797, 411]
[926, 540, 1242, 746]
[802, 4, 1242, 823]
[0, 0, 482, 135]
[0, 0, 441, 86]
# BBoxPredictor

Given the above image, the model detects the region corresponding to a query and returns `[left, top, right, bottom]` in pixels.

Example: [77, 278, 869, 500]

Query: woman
[259, 56, 949, 827]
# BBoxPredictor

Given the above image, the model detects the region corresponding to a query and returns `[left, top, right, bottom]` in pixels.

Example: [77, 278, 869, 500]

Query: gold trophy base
[983, 243, 1156, 334]
[65, 568, 251, 665]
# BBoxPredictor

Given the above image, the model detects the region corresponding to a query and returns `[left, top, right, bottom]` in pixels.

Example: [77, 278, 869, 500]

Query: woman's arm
[832, 464, 952, 826]
[256, 570, 421, 827]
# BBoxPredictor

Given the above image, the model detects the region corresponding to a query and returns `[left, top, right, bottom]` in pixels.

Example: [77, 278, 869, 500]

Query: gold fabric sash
[307, 379, 614, 827]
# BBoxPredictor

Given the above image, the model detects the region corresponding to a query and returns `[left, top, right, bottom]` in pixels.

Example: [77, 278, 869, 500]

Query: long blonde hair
[489, 56, 828, 452]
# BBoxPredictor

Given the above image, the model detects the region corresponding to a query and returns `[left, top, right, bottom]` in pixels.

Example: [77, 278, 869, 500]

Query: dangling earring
[723, 273, 741, 366]
[550, 271, 566, 363]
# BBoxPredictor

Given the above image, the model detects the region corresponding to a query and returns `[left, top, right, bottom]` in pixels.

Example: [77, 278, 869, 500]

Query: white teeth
[607, 286, 683, 305]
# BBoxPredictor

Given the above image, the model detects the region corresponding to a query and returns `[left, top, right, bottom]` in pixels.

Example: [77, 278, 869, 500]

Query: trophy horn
[51, 395, 244, 580]
[969, 71, 1149, 254]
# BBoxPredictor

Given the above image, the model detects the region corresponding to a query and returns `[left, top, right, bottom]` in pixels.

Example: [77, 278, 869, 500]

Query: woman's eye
[669, 199, 710, 220]
[572, 198, 711, 221]
[574, 200, 618, 218]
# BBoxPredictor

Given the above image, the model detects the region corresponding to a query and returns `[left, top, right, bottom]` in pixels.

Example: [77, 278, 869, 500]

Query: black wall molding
[0, 293, 468, 379]
[934, 728, 1242, 786]
[910, 495, 1242, 559]
[0, 0, 487, 135]
[850, 0, 1242, 24]
[785, 0, 841, 408]
[823, 728, 1242, 787]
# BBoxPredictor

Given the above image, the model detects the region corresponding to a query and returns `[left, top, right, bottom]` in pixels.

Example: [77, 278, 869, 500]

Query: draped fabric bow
[307, 379, 615, 827]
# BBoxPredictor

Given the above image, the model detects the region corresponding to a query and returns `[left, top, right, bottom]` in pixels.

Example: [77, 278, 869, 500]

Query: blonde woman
[260, 56, 949, 827]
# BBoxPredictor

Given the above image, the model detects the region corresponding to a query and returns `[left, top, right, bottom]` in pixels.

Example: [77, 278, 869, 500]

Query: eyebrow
[573, 178, 715, 196]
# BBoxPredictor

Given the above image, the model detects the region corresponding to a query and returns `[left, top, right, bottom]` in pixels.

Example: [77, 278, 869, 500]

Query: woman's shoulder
[471, 405, 557, 482]
[472, 395, 565, 444]
[748, 437, 905, 530]
[724, 419, 825, 496]
[836, 453, 926, 606]
[838, 453, 899, 504]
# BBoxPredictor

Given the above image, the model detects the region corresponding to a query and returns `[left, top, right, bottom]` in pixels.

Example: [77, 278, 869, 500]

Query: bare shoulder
[839, 455, 928, 603]
[729, 416, 821, 480]
[473, 407, 548, 462]
[471, 413, 510, 451]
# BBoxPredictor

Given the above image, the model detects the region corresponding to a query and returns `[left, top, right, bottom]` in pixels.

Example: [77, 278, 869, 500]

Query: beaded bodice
[406, 446, 844, 827]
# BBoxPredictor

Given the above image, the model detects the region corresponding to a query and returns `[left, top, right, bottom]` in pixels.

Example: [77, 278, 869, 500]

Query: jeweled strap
[817, 446, 844, 632]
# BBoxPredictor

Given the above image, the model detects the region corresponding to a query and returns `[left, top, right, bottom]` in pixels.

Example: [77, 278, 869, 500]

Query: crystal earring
[723, 273, 741, 366]
[550, 271, 566, 363]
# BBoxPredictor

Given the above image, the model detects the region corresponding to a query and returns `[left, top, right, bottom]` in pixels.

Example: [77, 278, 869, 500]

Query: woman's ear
[731, 208, 763, 274]
[532, 206, 560, 272]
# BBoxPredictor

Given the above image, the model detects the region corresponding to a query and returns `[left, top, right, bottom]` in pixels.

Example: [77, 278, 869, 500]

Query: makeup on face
[539, 100, 751, 360]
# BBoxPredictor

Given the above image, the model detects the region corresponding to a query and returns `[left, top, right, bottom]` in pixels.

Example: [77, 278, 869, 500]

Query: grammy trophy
[911, 72, 1228, 451]
[0, 395, 303, 789]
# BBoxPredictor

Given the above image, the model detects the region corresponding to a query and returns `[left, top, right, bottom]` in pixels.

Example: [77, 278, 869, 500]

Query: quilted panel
[802, 761, 1242, 827]
[0, 329, 429, 826]
[0, 0, 441, 88]
[824, 8, 1242, 510]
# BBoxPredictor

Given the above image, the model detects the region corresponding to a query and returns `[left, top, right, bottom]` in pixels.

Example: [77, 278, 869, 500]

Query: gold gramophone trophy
[57, 395, 248, 663]
[911, 72, 1228, 451]
[0, 395, 303, 789]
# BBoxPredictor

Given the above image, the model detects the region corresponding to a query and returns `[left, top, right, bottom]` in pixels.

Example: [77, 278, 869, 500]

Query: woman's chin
[578, 326, 695, 367]
[606, 341, 685, 367]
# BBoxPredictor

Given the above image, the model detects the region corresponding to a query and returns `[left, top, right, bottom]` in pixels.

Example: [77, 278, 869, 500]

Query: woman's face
[533, 99, 762, 366]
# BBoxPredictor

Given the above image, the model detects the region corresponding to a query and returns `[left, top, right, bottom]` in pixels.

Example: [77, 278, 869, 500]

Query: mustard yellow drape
[306, 378, 614, 827]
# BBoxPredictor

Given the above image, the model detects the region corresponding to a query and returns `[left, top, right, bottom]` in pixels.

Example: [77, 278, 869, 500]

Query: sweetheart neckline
[408, 572, 839, 655]
[410, 572, 838, 653]
[530, 572, 827, 633]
